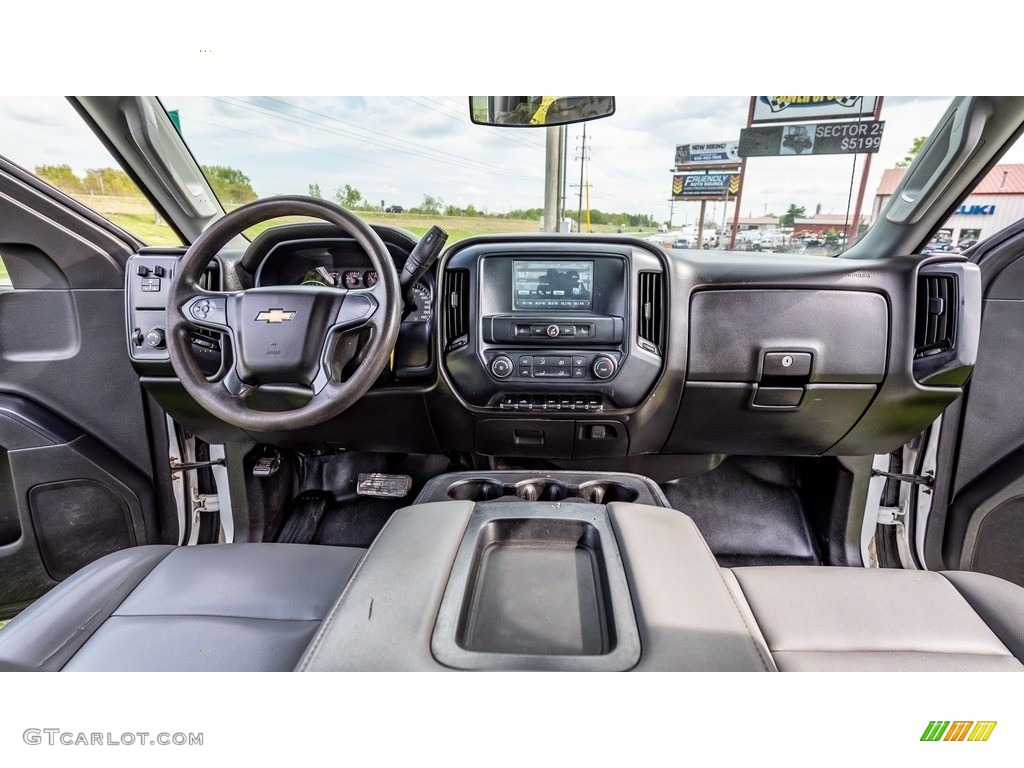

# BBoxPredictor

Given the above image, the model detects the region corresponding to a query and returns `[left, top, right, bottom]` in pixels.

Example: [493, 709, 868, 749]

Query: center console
[297, 470, 772, 672]
[434, 238, 671, 459]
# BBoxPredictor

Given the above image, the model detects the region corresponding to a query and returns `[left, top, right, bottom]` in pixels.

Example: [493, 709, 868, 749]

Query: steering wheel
[165, 196, 402, 431]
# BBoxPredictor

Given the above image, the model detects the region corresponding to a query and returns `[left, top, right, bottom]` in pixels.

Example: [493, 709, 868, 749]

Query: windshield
[156, 95, 971, 253]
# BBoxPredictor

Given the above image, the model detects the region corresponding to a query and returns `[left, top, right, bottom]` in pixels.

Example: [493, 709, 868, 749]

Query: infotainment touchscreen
[513, 260, 594, 310]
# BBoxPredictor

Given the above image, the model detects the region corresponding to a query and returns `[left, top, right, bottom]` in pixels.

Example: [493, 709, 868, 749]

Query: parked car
[1, 96, 1024, 677]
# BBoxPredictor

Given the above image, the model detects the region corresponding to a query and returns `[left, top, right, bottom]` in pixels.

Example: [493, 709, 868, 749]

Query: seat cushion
[727, 566, 1024, 671]
[0, 543, 364, 671]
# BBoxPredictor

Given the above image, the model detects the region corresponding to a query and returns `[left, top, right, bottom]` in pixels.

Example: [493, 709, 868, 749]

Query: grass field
[63, 193, 644, 247]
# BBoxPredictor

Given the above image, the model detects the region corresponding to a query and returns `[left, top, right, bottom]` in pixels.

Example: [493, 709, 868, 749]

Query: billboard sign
[739, 121, 886, 157]
[675, 141, 741, 168]
[672, 172, 741, 200]
[751, 96, 879, 124]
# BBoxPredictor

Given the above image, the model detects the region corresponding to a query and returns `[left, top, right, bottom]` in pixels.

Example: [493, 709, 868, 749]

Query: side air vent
[914, 274, 957, 358]
[637, 271, 665, 354]
[444, 269, 470, 350]
[913, 263, 980, 388]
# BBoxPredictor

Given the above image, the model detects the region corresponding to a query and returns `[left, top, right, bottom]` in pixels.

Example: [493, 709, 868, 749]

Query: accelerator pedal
[357, 473, 412, 498]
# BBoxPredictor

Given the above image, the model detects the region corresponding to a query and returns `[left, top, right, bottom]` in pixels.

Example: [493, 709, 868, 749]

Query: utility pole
[575, 125, 588, 233]
[543, 126, 560, 232]
[558, 126, 567, 228]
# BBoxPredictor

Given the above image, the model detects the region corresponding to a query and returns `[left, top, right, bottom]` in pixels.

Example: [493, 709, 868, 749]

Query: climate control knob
[592, 355, 616, 380]
[490, 355, 514, 379]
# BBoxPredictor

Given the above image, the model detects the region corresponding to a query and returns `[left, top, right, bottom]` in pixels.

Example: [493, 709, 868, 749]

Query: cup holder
[514, 479, 568, 501]
[447, 477, 640, 504]
[447, 479, 505, 501]
[576, 481, 639, 504]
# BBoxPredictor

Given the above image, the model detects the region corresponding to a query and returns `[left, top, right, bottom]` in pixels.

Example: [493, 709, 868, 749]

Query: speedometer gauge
[405, 281, 433, 323]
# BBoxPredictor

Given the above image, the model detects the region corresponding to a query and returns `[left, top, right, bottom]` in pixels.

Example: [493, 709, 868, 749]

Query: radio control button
[546, 324, 560, 337]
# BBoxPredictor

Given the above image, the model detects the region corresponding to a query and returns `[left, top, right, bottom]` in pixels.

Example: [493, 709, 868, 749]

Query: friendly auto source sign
[675, 141, 740, 168]
[672, 172, 741, 200]
[738, 121, 886, 157]
[751, 96, 879, 124]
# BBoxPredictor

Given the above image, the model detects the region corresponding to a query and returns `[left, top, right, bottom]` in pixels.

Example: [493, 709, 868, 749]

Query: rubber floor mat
[659, 457, 820, 567]
[311, 497, 403, 548]
[276, 491, 331, 544]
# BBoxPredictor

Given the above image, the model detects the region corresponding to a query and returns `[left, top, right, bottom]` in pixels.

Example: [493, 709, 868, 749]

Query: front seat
[726, 566, 1024, 671]
[0, 543, 364, 671]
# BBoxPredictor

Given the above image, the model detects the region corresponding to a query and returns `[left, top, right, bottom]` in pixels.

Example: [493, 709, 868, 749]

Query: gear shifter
[400, 225, 448, 311]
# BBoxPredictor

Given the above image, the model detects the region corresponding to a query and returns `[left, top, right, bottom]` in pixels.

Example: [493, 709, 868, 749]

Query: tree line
[35, 164, 259, 205]
[36, 163, 656, 226]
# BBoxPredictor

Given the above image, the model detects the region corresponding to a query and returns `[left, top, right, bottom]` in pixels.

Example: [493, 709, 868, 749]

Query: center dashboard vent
[444, 269, 470, 351]
[914, 274, 957, 358]
[637, 271, 665, 354]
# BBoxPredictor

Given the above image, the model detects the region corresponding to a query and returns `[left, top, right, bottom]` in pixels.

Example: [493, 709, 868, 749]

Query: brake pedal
[357, 473, 412, 498]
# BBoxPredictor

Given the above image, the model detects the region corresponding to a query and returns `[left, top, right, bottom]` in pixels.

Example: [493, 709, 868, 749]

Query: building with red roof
[873, 164, 1024, 246]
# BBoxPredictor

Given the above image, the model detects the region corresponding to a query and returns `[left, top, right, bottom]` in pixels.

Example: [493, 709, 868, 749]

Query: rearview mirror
[469, 96, 615, 127]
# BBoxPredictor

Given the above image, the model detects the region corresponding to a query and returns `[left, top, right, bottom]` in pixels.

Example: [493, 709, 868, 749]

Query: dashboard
[123, 226, 982, 463]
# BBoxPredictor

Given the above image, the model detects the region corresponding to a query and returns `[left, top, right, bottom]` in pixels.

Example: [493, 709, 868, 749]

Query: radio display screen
[513, 260, 594, 310]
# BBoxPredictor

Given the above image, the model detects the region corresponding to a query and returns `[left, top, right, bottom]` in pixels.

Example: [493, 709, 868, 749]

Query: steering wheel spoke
[333, 290, 379, 331]
[182, 292, 232, 334]
[221, 365, 256, 400]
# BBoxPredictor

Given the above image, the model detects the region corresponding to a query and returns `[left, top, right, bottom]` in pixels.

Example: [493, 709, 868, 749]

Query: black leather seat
[0, 543, 365, 671]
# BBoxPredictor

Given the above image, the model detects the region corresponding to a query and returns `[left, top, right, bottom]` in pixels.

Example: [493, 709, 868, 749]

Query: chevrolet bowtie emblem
[255, 309, 296, 323]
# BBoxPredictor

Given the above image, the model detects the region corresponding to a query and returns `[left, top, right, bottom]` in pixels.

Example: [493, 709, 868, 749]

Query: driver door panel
[0, 157, 169, 617]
